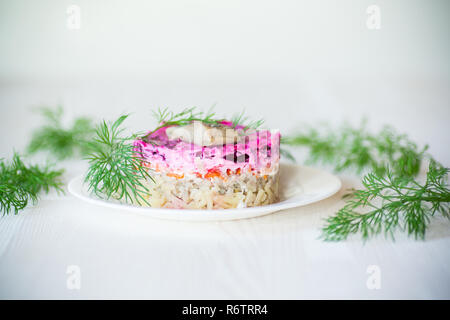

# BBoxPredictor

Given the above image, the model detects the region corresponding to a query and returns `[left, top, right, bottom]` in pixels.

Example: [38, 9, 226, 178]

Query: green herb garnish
[147, 107, 264, 138]
[85, 115, 153, 205]
[0, 153, 64, 215]
[321, 160, 450, 241]
[149, 107, 219, 134]
[27, 106, 95, 160]
[230, 109, 265, 130]
[282, 122, 427, 177]
[283, 121, 449, 241]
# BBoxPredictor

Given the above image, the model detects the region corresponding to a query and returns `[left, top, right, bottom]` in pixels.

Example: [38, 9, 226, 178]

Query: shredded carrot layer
[204, 169, 224, 180]
[166, 172, 184, 179]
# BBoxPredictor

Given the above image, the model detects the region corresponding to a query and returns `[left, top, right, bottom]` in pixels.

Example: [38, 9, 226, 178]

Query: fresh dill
[0, 153, 64, 215]
[282, 121, 449, 241]
[150, 107, 218, 133]
[230, 110, 265, 130]
[84, 115, 153, 205]
[282, 122, 427, 178]
[27, 106, 95, 160]
[321, 160, 450, 241]
[147, 107, 264, 138]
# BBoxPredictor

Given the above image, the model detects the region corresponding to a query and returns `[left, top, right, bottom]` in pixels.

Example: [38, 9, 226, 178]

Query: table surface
[0, 79, 449, 299]
[1, 0, 450, 299]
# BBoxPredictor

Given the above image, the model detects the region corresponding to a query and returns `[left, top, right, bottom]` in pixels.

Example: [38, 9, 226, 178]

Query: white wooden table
[0, 161, 449, 299]
[0, 74, 449, 299]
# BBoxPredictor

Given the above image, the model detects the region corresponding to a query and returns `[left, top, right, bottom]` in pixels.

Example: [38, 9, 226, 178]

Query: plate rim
[68, 163, 341, 221]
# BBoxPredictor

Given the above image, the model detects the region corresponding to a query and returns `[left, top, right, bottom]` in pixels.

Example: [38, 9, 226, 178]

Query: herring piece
[166, 121, 240, 146]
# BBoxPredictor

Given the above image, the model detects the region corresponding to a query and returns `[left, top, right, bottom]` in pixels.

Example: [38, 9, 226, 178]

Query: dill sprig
[230, 110, 265, 130]
[150, 107, 219, 134]
[321, 160, 450, 241]
[282, 122, 427, 177]
[147, 107, 264, 138]
[0, 153, 64, 215]
[84, 115, 153, 205]
[282, 120, 449, 241]
[27, 106, 95, 160]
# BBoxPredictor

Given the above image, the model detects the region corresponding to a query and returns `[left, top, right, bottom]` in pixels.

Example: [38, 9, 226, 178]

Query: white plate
[68, 163, 341, 221]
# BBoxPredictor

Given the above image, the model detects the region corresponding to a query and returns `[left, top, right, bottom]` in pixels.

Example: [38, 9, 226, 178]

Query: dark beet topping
[223, 150, 249, 163]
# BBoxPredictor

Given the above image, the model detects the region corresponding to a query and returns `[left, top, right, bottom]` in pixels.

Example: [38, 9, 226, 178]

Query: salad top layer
[134, 121, 280, 177]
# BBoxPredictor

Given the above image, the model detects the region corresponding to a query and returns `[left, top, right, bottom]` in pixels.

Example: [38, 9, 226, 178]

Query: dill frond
[230, 109, 264, 130]
[84, 115, 153, 205]
[282, 122, 427, 177]
[282, 121, 449, 241]
[321, 160, 450, 241]
[27, 106, 95, 160]
[147, 106, 263, 138]
[151, 107, 219, 129]
[0, 153, 64, 215]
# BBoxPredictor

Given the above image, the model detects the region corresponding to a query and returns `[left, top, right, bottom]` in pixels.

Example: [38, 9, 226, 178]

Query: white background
[0, 0, 449, 299]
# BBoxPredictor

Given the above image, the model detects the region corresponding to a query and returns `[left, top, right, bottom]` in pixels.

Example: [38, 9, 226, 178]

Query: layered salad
[134, 120, 280, 209]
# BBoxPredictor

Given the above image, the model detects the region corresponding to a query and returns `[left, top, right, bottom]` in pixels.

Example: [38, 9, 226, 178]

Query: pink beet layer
[134, 123, 280, 177]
